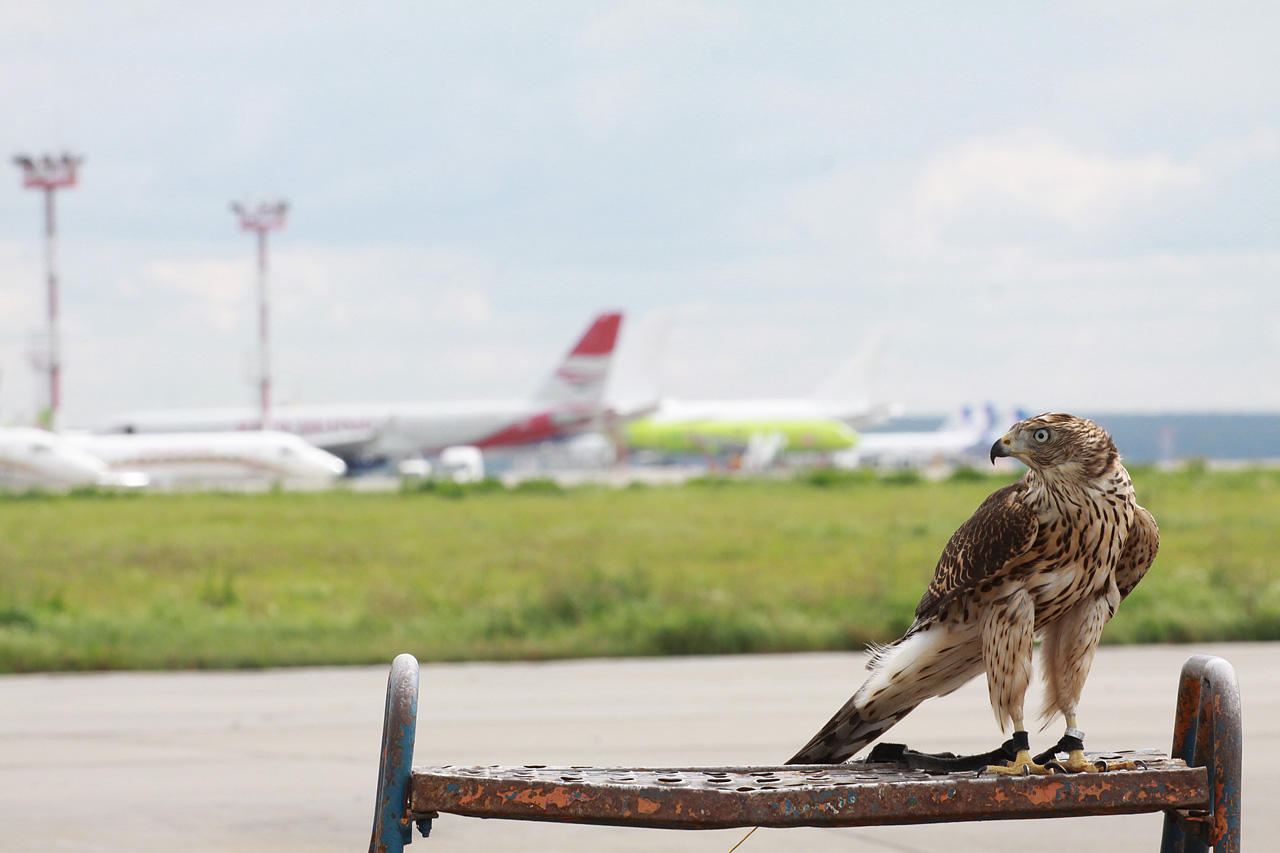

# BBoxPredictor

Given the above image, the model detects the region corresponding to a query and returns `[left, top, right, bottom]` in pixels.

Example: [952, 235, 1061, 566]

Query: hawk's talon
[1056, 749, 1101, 773]
[984, 749, 1054, 776]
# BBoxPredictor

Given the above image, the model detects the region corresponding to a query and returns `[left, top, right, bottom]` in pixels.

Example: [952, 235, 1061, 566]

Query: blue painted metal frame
[1161, 654, 1243, 853]
[369, 653, 422, 853]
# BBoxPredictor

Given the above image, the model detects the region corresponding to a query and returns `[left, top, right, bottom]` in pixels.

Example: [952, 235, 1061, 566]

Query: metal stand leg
[370, 654, 421, 853]
[1160, 655, 1243, 853]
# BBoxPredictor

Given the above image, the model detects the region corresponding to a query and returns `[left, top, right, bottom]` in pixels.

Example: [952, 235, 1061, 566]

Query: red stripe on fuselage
[474, 408, 593, 448]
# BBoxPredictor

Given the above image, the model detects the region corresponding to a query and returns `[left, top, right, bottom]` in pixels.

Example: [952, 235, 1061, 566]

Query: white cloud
[916, 131, 1206, 231]
[777, 162, 906, 258]
[271, 245, 497, 327]
[135, 258, 250, 332]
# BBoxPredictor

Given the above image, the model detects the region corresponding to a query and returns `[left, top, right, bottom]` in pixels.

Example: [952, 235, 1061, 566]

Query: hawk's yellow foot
[1032, 726, 1130, 773]
[1056, 749, 1100, 773]
[985, 749, 1055, 776]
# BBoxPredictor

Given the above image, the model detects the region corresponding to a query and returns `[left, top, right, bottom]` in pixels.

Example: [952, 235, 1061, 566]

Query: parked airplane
[624, 411, 859, 455]
[100, 313, 624, 467]
[613, 323, 896, 460]
[836, 404, 1026, 468]
[0, 427, 147, 488]
[66, 430, 347, 484]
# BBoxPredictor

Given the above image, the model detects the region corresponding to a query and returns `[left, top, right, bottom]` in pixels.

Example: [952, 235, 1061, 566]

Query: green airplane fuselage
[624, 416, 857, 454]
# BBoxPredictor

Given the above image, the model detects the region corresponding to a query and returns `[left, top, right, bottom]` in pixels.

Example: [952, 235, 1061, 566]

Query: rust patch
[1021, 781, 1065, 806]
[544, 786, 584, 809]
[453, 787, 486, 807]
[636, 798, 661, 815]
[503, 785, 583, 810]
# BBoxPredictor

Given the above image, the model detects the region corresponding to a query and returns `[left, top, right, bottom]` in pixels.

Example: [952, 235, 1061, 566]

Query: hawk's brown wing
[1116, 504, 1159, 600]
[913, 480, 1040, 621]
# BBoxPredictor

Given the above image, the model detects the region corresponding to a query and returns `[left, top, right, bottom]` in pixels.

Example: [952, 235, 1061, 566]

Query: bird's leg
[980, 590, 1051, 775]
[1036, 590, 1126, 771]
[984, 720, 1052, 775]
[1032, 713, 1140, 773]
[1034, 713, 1096, 772]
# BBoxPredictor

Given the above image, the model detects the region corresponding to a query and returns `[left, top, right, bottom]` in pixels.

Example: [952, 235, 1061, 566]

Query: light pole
[13, 152, 81, 431]
[231, 199, 288, 430]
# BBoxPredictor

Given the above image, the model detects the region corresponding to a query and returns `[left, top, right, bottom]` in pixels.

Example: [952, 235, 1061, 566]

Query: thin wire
[725, 825, 759, 853]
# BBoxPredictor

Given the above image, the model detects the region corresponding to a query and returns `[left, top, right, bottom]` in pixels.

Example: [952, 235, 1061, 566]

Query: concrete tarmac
[1, 642, 1272, 852]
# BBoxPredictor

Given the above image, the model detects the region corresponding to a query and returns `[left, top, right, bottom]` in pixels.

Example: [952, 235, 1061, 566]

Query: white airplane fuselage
[846, 429, 985, 467]
[643, 397, 893, 426]
[68, 431, 347, 483]
[0, 428, 116, 487]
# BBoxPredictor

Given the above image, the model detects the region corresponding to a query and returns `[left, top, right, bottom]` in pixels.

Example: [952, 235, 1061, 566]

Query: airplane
[99, 313, 624, 468]
[0, 427, 148, 488]
[66, 430, 347, 484]
[623, 409, 860, 455]
[835, 404, 1027, 469]
[610, 320, 897, 462]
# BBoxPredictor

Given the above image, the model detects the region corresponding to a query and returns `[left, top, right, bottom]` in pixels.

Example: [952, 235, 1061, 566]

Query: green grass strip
[1, 466, 1277, 671]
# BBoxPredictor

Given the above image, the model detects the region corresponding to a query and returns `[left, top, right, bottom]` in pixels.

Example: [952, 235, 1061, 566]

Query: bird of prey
[786, 413, 1159, 774]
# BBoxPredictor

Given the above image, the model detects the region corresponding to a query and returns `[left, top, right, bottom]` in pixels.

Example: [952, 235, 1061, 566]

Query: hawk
[786, 413, 1159, 774]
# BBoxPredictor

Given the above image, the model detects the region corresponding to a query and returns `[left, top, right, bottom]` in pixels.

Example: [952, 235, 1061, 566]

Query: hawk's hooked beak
[990, 435, 1012, 465]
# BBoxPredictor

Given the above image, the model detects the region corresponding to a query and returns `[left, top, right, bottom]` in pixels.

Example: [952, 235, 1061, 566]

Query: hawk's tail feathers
[785, 624, 975, 765]
[784, 703, 916, 765]
[864, 639, 896, 670]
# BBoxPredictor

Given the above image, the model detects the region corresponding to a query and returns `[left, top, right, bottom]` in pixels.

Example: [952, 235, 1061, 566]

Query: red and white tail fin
[532, 312, 623, 406]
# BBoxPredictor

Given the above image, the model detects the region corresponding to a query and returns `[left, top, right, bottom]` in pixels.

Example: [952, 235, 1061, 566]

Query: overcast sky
[1, 1, 1277, 428]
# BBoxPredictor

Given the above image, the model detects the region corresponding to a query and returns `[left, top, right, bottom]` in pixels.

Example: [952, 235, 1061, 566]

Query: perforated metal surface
[409, 749, 1208, 830]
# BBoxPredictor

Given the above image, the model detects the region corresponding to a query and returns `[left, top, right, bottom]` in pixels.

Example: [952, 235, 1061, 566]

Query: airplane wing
[299, 427, 383, 460]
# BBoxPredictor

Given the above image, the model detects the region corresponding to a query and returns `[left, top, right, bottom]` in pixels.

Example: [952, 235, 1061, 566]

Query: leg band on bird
[1033, 728, 1085, 765]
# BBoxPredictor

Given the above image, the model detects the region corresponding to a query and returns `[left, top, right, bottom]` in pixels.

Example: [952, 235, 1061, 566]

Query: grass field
[2, 466, 1278, 672]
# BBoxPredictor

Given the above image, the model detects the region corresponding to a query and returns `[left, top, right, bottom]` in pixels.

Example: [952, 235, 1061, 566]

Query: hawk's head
[990, 413, 1119, 480]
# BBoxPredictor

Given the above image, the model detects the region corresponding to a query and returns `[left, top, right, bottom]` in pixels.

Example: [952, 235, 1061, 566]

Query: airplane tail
[531, 312, 623, 406]
[811, 326, 890, 404]
[811, 326, 900, 427]
[940, 404, 977, 433]
[604, 310, 670, 417]
[979, 404, 1030, 443]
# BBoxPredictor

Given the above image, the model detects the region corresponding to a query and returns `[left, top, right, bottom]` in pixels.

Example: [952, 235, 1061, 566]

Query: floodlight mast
[231, 200, 288, 430]
[13, 152, 82, 432]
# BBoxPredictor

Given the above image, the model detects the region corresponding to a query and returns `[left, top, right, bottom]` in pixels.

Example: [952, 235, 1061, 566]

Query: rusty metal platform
[369, 653, 1241, 852]
[407, 751, 1206, 830]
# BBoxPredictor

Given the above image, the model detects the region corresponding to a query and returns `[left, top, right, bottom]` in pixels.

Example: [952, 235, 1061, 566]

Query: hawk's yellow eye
[1033, 428, 1051, 443]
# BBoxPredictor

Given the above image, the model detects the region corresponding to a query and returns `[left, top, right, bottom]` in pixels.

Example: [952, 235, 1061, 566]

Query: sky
[1, 1, 1277, 428]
